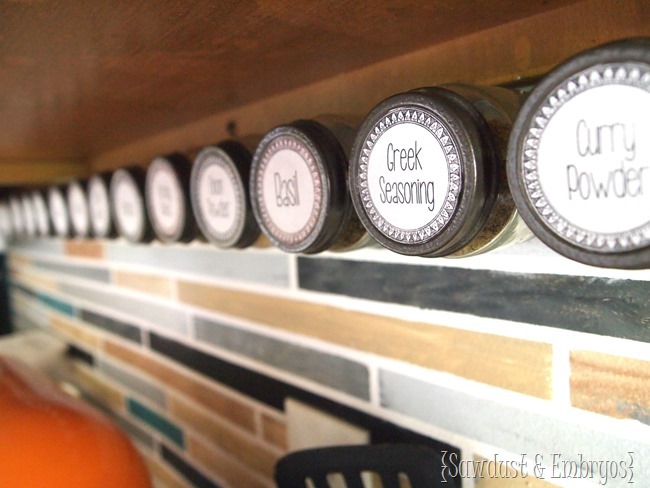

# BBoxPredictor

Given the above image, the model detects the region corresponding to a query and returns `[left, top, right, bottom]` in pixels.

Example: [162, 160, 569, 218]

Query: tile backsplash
[6, 237, 650, 487]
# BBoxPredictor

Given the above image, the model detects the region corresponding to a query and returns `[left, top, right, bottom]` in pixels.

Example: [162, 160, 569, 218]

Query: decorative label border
[522, 63, 650, 252]
[194, 151, 245, 245]
[255, 135, 323, 247]
[358, 108, 460, 244]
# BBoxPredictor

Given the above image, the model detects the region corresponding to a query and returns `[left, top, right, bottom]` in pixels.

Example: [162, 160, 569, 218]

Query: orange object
[0, 356, 151, 488]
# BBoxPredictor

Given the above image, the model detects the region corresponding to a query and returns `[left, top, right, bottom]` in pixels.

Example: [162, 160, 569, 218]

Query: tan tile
[189, 436, 272, 488]
[104, 340, 256, 432]
[65, 239, 105, 259]
[142, 453, 189, 488]
[178, 281, 552, 398]
[113, 270, 175, 299]
[473, 455, 559, 488]
[50, 315, 102, 349]
[261, 413, 288, 451]
[170, 396, 279, 478]
[11, 268, 59, 292]
[571, 350, 650, 421]
[70, 363, 125, 413]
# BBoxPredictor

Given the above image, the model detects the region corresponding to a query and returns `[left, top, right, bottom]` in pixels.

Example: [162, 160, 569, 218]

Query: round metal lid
[47, 186, 70, 238]
[67, 180, 91, 238]
[190, 141, 260, 249]
[145, 153, 197, 243]
[508, 38, 650, 269]
[32, 190, 51, 238]
[110, 166, 154, 243]
[250, 120, 351, 254]
[88, 172, 117, 239]
[349, 88, 498, 256]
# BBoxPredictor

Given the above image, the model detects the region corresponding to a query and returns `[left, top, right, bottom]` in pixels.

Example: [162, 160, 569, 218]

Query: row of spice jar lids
[2, 39, 649, 269]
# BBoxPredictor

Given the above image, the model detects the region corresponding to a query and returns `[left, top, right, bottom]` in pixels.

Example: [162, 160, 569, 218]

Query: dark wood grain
[0, 0, 580, 174]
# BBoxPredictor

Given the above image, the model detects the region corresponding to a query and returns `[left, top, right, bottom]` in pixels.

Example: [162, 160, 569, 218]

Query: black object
[275, 444, 453, 488]
[508, 38, 650, 269]
[190, 140, 261, 248]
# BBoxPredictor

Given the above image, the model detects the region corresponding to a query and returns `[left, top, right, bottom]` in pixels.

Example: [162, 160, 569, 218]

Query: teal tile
[127, 397, 184, 449]
[37, 292, 75, 317]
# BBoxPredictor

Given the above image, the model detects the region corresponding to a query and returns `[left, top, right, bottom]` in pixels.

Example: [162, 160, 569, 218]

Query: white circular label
[147, 159, 184, 239]
[32, 192, 50, 237]
[48, 188, 69, 237]
[522, 63, 650, 251]
[22, 195, 37, 237]
[112, 171, 144, 241]
[88, 176, 111, 237]
[195, 153, 244, 244]
[255, 135, 322, 246]
[9, 197, 24, 236]
[358, 108, 460, 243]
[68, 182, 90, 237]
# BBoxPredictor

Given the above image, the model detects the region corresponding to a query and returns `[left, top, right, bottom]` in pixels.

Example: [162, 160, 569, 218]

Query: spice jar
[32, 190, 51, 238]
[110, 166, 154, 243]
[145, 153, 197, 243]
[350, 84, 530, 257]
[190, 140, 263, 249]
[67, 180, 91, 239]
[47, 186, 71, 238]
[250, 117, 369, 254]
[21, 192, 37, 239]
[87, 172, 117, 239]
[508, 39, 650, 269]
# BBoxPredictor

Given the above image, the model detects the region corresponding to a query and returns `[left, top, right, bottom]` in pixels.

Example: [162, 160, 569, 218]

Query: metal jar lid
[190, 140, 260, 249]
[47, 185, 71, 238]
[508, 38, 650, 269]
[349, 88, 498, 256]
[31, 190, 51, 238]
[250, 119, 352, 254]
[21, 192, 37, 239]
[67, 180, 91, 239]
[110, 166, 154, 243]
[145, 153, 197, 243]
[88, 172, 117, 239]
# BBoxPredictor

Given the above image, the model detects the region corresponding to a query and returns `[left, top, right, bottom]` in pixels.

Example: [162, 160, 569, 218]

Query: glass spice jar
[350, 83, 531, 257]
[250, 116, 370, 254]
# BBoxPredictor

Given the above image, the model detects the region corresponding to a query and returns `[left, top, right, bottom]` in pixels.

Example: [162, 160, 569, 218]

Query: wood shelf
[0, 0, 648, 184]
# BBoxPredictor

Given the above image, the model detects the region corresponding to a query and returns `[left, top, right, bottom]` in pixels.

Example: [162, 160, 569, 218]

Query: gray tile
[32, 259, 110, 282]
[380, 370, 649, 486]
[12, 239, 64, 255]
[195, 316, 370, 400]
[298, 258, 650, 343]
[100, 359, 166, 408]
[105, 242, 289, 287]
[59, 282, 188, 336]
